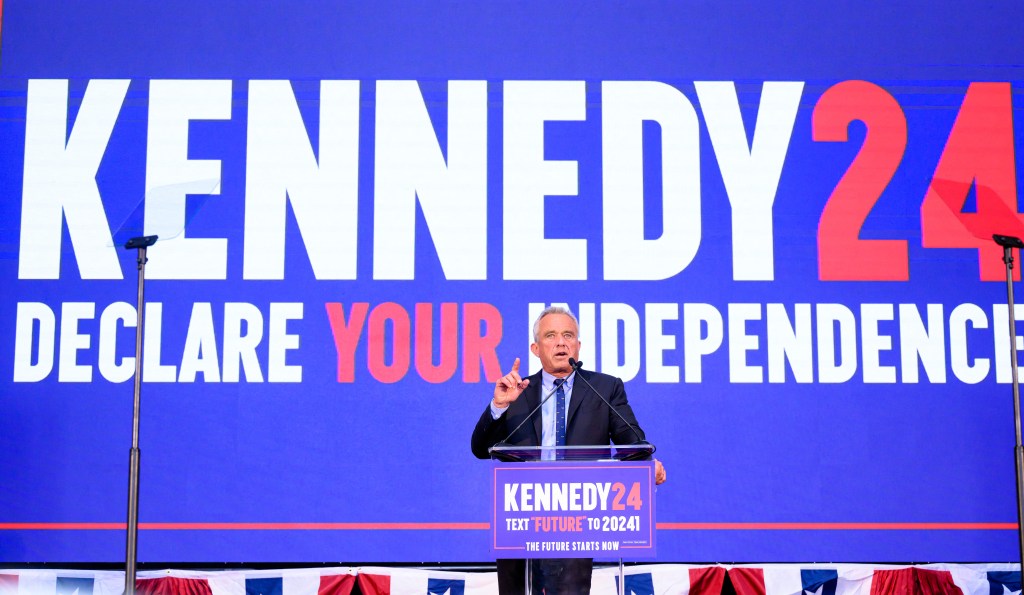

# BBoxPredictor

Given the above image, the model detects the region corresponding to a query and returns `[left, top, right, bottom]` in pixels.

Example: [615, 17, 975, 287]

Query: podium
[489, 444, 657, 595]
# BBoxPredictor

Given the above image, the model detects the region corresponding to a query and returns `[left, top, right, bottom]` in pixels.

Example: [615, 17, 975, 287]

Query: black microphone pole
[122, 235, 157, 595]
[495, 379, 568, 447]
[568, 358, 650, 451]
[994, 233, 1024, 569]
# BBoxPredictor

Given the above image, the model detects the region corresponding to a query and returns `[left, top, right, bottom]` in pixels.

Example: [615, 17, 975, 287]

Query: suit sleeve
[607, 377, 648, 446]
[471, 404, 507, 459]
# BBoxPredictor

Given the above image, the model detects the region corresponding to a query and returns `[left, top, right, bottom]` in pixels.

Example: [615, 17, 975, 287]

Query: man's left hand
[655, 460, 666, 485]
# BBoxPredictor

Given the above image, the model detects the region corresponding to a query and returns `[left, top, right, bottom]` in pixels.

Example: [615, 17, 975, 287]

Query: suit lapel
[525, 372, 543, 444]
[566, 369, 589, 430]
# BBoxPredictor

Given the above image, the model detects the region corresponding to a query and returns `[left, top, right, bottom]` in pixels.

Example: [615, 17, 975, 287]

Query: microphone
[569, 358, 649, 448]
[994, 234, 1024, 249]
[495, 377, 566, 446]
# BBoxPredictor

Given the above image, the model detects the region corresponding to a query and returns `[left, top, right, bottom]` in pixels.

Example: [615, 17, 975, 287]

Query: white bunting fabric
[356, 566, 497, 595]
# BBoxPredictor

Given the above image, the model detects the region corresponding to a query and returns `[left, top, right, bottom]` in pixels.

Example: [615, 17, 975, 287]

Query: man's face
[530, 313, 581, 377]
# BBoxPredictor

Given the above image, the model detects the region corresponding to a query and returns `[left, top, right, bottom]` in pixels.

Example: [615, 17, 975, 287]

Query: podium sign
[491, 460, 657, 559]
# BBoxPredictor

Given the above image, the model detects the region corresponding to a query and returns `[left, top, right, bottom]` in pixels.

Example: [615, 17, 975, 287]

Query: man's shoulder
[578, 369, 622, 385]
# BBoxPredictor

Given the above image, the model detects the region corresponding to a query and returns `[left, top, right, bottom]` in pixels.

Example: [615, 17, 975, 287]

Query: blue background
[0, 1, 1022, 562]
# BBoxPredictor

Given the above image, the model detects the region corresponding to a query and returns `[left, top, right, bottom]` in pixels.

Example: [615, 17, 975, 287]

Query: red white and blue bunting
[0, 564, 1020, 595]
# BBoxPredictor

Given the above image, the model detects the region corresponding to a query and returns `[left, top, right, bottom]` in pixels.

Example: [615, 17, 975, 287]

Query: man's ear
[530, 342, 539, 358]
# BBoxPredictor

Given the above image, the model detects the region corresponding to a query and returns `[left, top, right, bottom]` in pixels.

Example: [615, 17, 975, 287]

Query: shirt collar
[541, 370, 575, 392]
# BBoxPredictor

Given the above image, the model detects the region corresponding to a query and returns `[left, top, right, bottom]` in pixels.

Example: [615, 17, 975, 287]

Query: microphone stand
[568, 358, 652, 460]
[568, 359, 651, 595]
[122, 235, 157, 595]
[493, 380, 570, 453]
[994, 234, 1024, 570]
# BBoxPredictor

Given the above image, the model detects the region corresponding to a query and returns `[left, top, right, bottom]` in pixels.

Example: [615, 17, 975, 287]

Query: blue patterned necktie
[554, 378, 566, 459]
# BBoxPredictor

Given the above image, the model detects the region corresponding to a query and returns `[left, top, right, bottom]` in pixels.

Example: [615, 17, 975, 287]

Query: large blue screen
[1, 1, 1023, 563]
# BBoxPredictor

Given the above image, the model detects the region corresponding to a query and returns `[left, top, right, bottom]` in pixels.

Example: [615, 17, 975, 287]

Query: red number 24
[812, 81, 1022, 282]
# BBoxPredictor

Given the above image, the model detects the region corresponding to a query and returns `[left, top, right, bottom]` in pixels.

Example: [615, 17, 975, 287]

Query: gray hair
[532, 306, 580, 342]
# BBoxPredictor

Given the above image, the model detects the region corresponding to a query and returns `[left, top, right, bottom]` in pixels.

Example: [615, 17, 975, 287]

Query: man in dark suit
[472, 306, 666, 594]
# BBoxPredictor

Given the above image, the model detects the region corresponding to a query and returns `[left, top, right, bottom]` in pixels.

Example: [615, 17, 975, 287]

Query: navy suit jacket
[471, 368, 647, 459]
